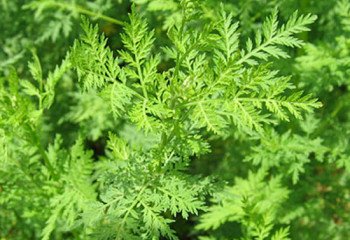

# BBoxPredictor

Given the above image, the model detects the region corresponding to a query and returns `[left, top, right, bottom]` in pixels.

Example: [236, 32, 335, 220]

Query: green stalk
[34, 1, 124, 26]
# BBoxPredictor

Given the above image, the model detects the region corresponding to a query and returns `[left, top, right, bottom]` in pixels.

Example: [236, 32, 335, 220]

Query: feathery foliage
[1, 0, 350, 239]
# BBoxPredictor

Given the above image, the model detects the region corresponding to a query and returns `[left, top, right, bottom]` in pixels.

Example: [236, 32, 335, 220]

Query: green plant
[1, 0, 350, 240]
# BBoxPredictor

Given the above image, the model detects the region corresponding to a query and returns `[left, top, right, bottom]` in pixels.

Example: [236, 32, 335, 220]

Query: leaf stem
[115, 184, 149, 239]
[41, 1, 124, 26]
[29, 126, 56, 178]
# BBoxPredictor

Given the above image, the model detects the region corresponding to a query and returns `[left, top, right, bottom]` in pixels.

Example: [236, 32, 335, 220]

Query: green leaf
[21, 80, 40, 98]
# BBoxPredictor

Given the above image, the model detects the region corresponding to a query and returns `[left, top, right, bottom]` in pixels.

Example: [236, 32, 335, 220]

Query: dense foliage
[1, 0, 350, 239]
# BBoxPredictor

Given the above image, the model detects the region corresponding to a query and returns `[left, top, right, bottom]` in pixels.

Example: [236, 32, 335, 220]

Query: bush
[1, 0, 350, 239]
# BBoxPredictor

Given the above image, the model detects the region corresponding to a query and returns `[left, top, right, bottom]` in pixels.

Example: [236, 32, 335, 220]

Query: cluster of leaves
[1, 0, 350, 239]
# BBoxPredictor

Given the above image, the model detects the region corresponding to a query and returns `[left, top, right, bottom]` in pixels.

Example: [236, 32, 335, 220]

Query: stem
[115, 184, 148, 239]
[29, 127, 56, 178]
[136, 57, 148, 99]
[45, 1, 124, 26]
[173, 8, 187, 81]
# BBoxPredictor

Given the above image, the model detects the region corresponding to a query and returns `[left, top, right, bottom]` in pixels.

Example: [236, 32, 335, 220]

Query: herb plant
[1, 1, 350, 240]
